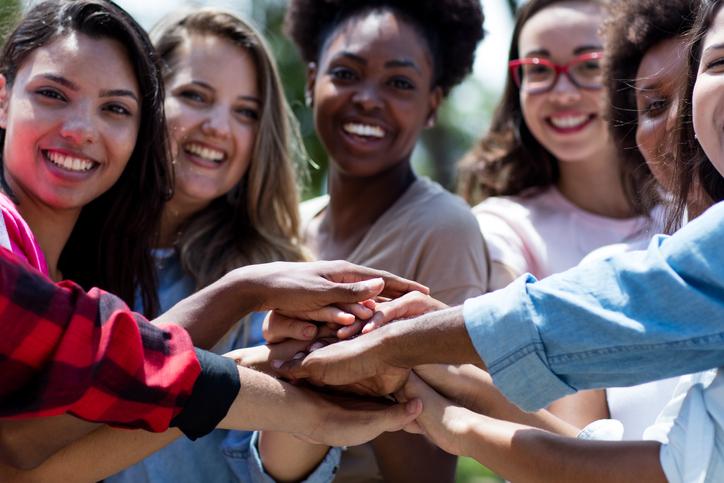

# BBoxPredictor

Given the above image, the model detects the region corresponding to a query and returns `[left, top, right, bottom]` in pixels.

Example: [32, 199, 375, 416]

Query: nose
[352, 83, 383, 112]
[201, 105, 231, 139]
[548, 72, 582, 104]
[59, 105, 98, 145]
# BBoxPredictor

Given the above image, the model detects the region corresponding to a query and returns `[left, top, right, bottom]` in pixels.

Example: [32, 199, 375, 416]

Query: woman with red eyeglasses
[456, 0, 664, 427]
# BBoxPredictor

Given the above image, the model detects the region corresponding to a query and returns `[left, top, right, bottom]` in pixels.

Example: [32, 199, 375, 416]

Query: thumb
[332, 278, 385, 304]
[379, 398, 423, 434]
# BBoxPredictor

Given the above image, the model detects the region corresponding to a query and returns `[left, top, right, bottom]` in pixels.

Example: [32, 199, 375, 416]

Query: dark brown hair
[457, 0, 655, 219]
[670, 0, 724, 229]
[0, 0, 171, 314]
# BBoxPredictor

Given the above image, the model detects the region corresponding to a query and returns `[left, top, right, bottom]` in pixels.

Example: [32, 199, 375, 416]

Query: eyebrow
[100, 89, 139, 103]
[522, 45, 602, 58]
[704, 42, 724, 54]
[385, 59, 421, 73]
[188, 80, 260, 104]
[334, 51, 367, 65]
[41, 73, 78, 90]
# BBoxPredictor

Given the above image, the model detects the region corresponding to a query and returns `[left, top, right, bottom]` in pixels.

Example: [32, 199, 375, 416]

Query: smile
[546, 114, 595, 133]
[342, 122, 386, 139]
[184, 142, 227, 163]
[44, 150, 98, 172]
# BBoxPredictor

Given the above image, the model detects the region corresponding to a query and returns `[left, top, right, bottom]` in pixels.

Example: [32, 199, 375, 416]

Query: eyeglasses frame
[508, 51, 605, 94]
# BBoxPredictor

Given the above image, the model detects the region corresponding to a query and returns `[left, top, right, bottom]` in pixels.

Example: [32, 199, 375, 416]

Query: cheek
[635, 119, 661, 162]
[520, 92, 543, 134]
[692, 78, 720, 160]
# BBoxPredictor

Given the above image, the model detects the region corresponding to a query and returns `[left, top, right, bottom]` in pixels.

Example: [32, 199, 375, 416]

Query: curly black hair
[284, 0, 484, 95]
[602, 0, 698, 228]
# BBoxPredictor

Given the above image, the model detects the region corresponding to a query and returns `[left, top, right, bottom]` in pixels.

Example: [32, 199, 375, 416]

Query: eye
[178, 89, 206, 103]
[329, 66, 357, 82]
[389, 77, 415, 90]
[705, 56, 724, 71]
[35, 88, 66, 102]
[235, 107, 259, 121]
[104, 103, 132, 117]
[639, 95, 669, 118]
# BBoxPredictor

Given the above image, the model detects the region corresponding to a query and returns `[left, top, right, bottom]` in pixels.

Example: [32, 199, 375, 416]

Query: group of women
[0, 0, 721, 481]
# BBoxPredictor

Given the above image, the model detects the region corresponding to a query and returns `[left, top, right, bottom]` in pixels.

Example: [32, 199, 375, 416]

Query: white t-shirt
[472, 187, 660, 285]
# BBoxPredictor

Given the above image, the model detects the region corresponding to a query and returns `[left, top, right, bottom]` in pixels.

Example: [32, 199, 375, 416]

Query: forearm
[154, 267, 259, 349]
[463, 416, 665, 483]
[258, 432, 330, 482]
[381, 306, 482, 369]
[0, 416, 98, 469]
[0, 426, 180, 483]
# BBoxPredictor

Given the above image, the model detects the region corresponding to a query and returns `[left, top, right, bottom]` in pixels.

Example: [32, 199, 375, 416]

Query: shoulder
[402, 178, 480, 235]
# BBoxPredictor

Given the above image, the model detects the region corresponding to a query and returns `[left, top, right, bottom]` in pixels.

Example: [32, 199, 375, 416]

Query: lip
[544, 112, 597, 134]
[181, 140, 229, 169]
[41, 148, 101, 181]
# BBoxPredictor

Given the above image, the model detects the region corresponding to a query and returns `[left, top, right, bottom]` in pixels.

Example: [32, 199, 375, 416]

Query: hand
[263, 300, 376, 343]
[414, 364, 493, 413]
[295, 389, 423, 447]
[224, 339, 314, 375]
[249, 260, 429, 316]
[273, 330, 411, 396]
[396, 373, 475, 457]
[355, 291, 447, 337]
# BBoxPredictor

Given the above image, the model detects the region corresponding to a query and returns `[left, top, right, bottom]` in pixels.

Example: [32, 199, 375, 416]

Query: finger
[378, 398, 423, 434]
[329, 278, 386, 304]
[263, 313, 318, 343]
[361, 299, 377, 311]
[272, 357, 310, 380]
[403, 420, 424, 435]
[336, 302, 375, 321]
[337, 319, 364, 340]
[325, 262, 430, 298]
[277, 307, 357, 326]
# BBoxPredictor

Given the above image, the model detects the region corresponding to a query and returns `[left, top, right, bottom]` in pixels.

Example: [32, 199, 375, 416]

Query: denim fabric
[464, 201, 724, 412]
[109, 251, 339, 483]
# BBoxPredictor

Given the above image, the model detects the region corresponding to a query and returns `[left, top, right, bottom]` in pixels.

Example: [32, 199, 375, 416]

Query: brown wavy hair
[457, 0, 656, 218]
[669, 0, 724, 230]
[152, 9, 308, 293]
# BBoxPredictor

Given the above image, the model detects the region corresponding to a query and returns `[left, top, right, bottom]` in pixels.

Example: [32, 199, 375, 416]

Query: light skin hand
[263, 300, 375, 343]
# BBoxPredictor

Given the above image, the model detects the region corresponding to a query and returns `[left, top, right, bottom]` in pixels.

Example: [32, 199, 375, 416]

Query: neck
[324, 160, 416, 242]
[555, 144, 634, 219]
[159, 195, 209, 248]
[14, 196, 80, 282]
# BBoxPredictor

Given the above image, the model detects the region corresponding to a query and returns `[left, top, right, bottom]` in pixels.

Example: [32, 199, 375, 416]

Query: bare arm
[547, 390, 610, 428]
[258, 432, 331, 482]
[399, 374, 666, 483]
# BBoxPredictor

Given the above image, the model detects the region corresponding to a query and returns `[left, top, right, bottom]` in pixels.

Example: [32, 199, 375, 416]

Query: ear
[305, 62, 318, 108]
[425, 86, 443, 129]
[0, 75, 8, 129]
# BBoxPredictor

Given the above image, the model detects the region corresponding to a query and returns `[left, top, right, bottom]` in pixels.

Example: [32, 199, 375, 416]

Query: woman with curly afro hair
[278, 1, 487, 481]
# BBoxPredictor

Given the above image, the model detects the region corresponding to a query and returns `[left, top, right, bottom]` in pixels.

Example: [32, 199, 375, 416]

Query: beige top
[302, 177, 489, 305]
[302, 177, 489, 483]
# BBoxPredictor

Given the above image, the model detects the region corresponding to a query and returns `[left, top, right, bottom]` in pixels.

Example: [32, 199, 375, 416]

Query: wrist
[228, 264, 269, 312]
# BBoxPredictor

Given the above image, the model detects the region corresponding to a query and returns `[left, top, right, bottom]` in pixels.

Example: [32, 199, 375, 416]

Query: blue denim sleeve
[464, 201, 724, 411]
[221, 430, 341, 483]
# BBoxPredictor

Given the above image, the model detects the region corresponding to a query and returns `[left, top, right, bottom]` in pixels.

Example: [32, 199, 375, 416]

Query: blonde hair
[152, 8, 309, 289]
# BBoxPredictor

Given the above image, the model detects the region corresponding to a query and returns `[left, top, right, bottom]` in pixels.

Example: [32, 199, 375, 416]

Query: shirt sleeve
[0, 247, 237, 437]
[463, 201, 724, 411]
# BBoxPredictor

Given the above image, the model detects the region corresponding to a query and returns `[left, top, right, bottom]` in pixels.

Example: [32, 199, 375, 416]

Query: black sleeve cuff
[170, 348, 240, 440]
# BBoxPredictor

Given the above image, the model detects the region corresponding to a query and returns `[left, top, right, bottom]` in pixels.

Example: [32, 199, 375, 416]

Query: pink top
[0, 192, 49, 276]
[472, 186, 662, 281]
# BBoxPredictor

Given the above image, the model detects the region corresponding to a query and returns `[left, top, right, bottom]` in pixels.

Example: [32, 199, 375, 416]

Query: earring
[305, 93, 313, 107]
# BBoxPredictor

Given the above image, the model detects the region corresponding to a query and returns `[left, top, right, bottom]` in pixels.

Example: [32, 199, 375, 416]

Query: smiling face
[165, 34, 259, 209]
[517, 1, 607, 163]
[309, 9, 441, 177]
[635, 37, 687, 190]
[693, 6, 724, 178]
[0, 32, 140, 211]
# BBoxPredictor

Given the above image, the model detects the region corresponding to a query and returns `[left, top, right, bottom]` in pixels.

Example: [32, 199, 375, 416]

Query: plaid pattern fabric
[0, 247, 201, 432]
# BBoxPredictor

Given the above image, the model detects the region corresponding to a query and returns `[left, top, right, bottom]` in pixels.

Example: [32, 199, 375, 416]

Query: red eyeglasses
[508, 51, 604, 94]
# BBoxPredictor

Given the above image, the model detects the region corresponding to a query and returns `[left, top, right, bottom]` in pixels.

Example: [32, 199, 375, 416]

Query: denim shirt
[107, 250, 341, 483]
[463, 201, 724, 482]
[463, 200, 724, 412]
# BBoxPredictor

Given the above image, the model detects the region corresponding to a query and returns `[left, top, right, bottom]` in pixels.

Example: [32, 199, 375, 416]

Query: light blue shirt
[108, 250, 341, 483]
[463, 200, 724, 412]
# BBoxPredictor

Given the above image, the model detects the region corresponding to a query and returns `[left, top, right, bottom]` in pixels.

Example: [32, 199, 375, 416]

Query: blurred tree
[0, 0, 21, 38]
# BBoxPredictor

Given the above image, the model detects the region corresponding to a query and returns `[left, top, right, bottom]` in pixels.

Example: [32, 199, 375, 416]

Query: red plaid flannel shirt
[0, 247, 201, 432]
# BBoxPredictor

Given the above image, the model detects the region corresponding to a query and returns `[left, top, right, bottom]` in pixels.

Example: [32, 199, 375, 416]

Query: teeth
[46, 151, 95, 172]
[343, 123, 385, 138]
[185, 143, 225, 162]
[550, 115, 589, 129]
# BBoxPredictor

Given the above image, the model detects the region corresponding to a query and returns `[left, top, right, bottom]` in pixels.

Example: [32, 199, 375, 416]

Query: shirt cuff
[244, 432, 341, 483]
[171, 349, 240, 440]
[462, 275, 575, 411]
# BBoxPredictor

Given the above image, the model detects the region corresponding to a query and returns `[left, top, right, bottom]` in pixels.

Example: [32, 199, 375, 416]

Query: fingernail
[293, 351, 306, 360]
[303, 325, 317, 339]
[362, 322, 374, 334]
[309, 342, 324, 352]
[271, 360, 283, 369]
